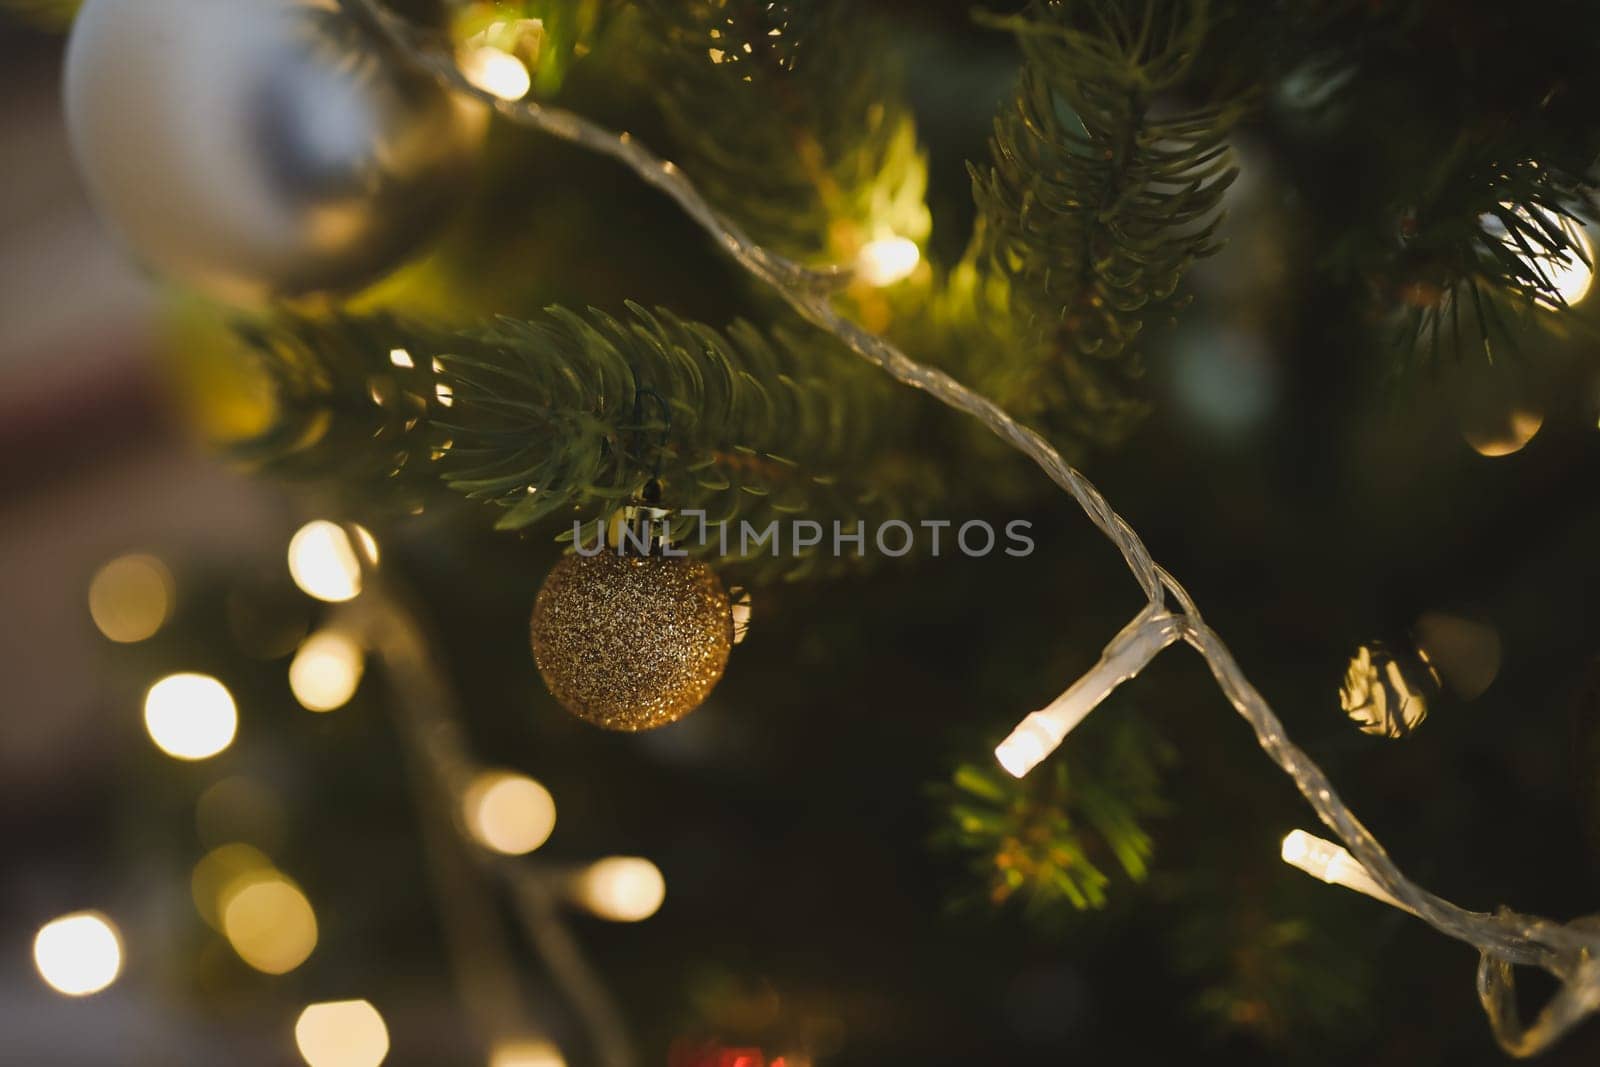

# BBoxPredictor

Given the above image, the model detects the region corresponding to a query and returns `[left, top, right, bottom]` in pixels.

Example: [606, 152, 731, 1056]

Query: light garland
[341, 1, 1600, 1054]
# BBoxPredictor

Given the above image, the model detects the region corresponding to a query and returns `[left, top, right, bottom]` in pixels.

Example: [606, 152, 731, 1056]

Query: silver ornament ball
[64, 0, 484, 306]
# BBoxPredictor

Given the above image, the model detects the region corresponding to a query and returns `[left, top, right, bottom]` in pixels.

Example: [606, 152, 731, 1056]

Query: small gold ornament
[530, 542, 732, 731]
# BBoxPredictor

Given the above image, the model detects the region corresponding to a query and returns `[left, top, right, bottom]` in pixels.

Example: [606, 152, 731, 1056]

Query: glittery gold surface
[530, 553, 732, 731]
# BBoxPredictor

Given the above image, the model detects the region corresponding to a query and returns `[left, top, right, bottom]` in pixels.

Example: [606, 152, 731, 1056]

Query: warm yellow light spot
[89, 554, 174, 643]
[463, 771, 556, 856]
[1486, 207, 1595, 308]
[729, 587, 753, 645]
[855, 236, 920, 287]
[1280, 830, 1311, 867]
[290, 631, 366, 713]
[144, 673, 237, 760]
[388, 348, 414, 369]
[994, 719, 1054, 779]
[1464, 409, 1544, 457]
[1544, 226, 1594, 306]
[33, 912, 123, 996]
[460, 45, 532, 101]
[192, 843, 274, 929]
[435, 383, 456, 408]
[576, 857, 665, 922]
[288, 521, 364, 602]
[491, 1039, 566, 1067]
[222, 872, 318, 975]
[351, 525, 380, 566]
[295, 1000, 390, 1067]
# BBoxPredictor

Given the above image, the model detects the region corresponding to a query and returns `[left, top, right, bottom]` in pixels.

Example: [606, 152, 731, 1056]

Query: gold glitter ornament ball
[530, 553, 733, 730]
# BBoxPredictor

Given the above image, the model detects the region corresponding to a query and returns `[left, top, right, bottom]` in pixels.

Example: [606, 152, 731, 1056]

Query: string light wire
[340, 1, 1600, 1053]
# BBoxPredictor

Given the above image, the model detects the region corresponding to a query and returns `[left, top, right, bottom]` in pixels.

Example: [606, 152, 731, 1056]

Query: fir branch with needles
[970, 0, 1241, 446]
[233, 306, 931, 579]
[642, 0, 930, 267]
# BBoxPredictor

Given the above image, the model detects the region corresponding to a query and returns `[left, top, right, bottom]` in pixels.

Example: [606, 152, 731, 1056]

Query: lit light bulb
[1463, 408, 1544, 457]
[463, 771, 556, 856]
[459, 45, 532, 101]
[1280, 830, 1411, 913]
[222, 871, 318, 975]
[855, 236, 920, 287]
[994, 718, 1058, 779]
[575, 857, 665, 922]
[995, 608, 1184, 778]
[288, 521, 364, 603]
[144, 673, 238, 760]
[88, 554, 174, 643]
[33, 912, 123, 996]
[290, 630, 366, 712]
[388, 348, 414, 369]
[490, 1039, 566, 1067]
[295, 1000, 390, 1067]
[1484, 207, 1595, 308]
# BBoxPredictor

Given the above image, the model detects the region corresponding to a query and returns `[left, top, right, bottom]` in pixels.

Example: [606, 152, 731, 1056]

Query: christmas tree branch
[238, 308, 921, 579]
[971, 0, 1239, 445]
[344, 0, 1600, 1053]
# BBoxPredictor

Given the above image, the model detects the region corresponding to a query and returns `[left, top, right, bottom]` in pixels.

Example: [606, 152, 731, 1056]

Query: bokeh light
[221, 871, 318, 975]
[490, 1039, 566, 1067]
[729, 587, 753, 646]
[1484, 206, 1595, 308]
[575, 857, 665, 922]
[295, 1000, 390, 1067]
[351, 525, 380, 567]
[192, 843, 274, 929]
[288, 521, 364, 602]
[289, 630, 366, 712]
[144, 673, 238, 760]
[1414, 611, 1502, 700]
[1463, 408, 1543, 457]
[459, 45, 532, 101]
[88, 554, 174, 643]
[33, 912, 123, 996]
[463, 771, 556, 856]
[855, 236, 920, 287]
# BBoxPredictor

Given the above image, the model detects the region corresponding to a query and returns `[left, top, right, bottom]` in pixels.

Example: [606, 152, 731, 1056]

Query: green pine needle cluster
[970, 0, 1240, 445]
[234, 305, 926, 579]
[938, 715, 1171, 913]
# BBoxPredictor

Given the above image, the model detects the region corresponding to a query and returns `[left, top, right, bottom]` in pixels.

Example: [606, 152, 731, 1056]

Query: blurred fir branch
[641, 0, 930, 266]
[233, 305, 931, 580]
[937, 713, 1172, 914]
[0, 0, 78, 30]
[1170, 884, 1374, 1046]
[1272, 0, 1600, 369]
[969, 0, 1241, 447]
[448, 0, 616, 98]
[1178, 911, 1372, 1044]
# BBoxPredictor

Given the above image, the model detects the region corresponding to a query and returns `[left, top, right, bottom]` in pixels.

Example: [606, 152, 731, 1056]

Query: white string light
[340, 2, 1600, 1053]
[996, 606, 1183, 778]
[1280, 830, 1413, 914]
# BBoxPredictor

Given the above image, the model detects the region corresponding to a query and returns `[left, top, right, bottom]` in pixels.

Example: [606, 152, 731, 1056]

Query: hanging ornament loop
[342, 0, 1600, 1052]
[605, 498, 674, 558]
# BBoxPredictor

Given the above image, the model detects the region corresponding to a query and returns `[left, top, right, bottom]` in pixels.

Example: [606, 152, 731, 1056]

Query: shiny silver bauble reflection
[64, 0, 484, 306]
